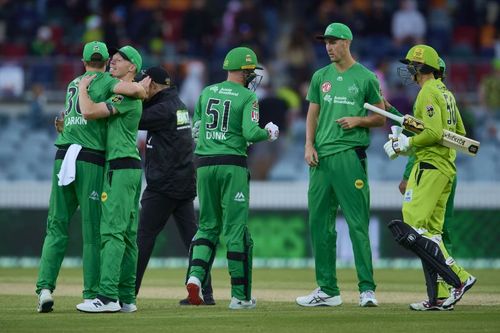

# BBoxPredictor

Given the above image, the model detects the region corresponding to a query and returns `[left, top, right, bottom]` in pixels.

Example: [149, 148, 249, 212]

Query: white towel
[57, 144, 82, 186]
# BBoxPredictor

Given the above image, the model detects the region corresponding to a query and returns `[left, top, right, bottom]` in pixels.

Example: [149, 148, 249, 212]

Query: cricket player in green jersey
[75, 45, 146, 313]
[383, 44, 476, 311]
[296, 23, 386, 308]
[184, 47, 279, 309]
[36, 41, 146, 313]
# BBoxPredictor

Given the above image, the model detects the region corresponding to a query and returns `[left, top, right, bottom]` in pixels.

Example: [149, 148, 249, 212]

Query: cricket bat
[364, 103, 480, 156]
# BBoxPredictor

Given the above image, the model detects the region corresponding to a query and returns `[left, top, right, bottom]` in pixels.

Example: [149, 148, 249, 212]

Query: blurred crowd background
[0, 0, 499, 182]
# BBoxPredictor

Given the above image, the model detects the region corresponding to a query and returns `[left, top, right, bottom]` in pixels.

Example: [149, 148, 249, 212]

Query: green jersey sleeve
[403, 154, 415, 180]
[105, 95, 142, 160]
[242, 95, 268, 143]
[388, 105, 403, 118]
[364, 74, 382, 105]
[306, 71, 320, 104]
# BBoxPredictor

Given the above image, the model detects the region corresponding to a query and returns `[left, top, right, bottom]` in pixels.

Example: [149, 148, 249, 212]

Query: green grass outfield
[1, 268, 499, 333]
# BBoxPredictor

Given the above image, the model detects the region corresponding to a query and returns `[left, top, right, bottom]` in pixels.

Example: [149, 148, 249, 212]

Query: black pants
[135, 189, 213, 296]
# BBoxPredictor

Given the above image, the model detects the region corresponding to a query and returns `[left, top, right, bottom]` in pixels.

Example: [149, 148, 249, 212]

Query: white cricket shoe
[296, 288, 342, 307]
[409, 299, 453, 311]
[186, 276, 204, 305]
[76, 298, 121, 313]
[120, 302, 137, 313]
[229, 297, 256, 309]
[442, 275, 477, 308]
[359, 290, 378, 307]
[37, 289, 54, 313]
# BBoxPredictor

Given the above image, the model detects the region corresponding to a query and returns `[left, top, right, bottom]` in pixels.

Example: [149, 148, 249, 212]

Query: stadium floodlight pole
[364, 103, 480, 156]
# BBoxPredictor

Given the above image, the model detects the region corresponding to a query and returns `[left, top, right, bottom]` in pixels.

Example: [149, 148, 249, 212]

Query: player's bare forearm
[78, 87, 111, 120]
[305, 103, 319, 147]
[114, 81, 147, 100]
[338, 113, 385, 129]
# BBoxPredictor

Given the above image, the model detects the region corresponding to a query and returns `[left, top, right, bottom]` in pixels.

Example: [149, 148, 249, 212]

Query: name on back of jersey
[65, 116, 87, 126]
[206, 131, 226, 140]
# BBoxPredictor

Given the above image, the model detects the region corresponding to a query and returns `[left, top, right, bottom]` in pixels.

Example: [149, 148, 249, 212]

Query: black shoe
[203, 294, 216, 305]
[179, 294, 216, 306]
[179, 298, 190, 305]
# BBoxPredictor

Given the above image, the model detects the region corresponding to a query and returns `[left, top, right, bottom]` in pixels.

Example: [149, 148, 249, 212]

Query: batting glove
[265, 122, 279, 142]
[395, 133, 411, 154]
[383, 139, 399, 160]
[192, 120, 200, 141]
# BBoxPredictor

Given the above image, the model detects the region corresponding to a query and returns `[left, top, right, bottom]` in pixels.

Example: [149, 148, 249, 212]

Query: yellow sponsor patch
[355, 179, 364, 189]
[101, 192, 108, 202]
[111, 95, 124, 104]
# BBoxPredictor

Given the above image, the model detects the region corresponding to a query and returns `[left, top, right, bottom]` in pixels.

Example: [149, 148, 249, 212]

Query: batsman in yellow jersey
[383, 45, 476, 311]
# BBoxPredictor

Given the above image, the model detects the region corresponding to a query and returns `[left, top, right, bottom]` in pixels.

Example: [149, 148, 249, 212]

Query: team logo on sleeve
[111, 95, 124, 104]
[251, 100, 259, 122]
[321, 81, 332, 93]
[426, 105, 434, 117]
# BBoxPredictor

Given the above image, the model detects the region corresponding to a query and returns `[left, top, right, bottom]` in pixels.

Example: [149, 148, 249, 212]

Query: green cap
[223, 47, 263, 71]
[401, 44, 440, 70]
[113, 45, 142, 73]
[316, 23, 353, 41]
[82, 41, 109, 61]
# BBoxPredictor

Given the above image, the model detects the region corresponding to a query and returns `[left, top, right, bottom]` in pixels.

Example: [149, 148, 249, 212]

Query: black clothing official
[135, 67, 214, 304]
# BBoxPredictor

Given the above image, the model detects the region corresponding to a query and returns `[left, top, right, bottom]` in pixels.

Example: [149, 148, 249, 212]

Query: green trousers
[98, 165, 142, 303]
[403, 163, 470, 294]
[188, 164, 253, 301]
[308, 149, 376, 296]
[36, 158, 103, 299]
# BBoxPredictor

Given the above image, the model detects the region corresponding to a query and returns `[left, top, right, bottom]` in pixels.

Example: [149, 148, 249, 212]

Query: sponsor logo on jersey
[337, 76, 343, 81]
[101, 192, 108, 202]
[404, 189, 413, 202]
[89, 190, 100, 201]
[111, 94, 124, 104]
[426, 105, 434, 117]
[354, 179, 364, 189]
[321, 81, 332, 93]
[333, 96, 355, 105]
[348, 84, 359, 95]
[251, 101, 259, 122]
[323, 94, 332, 103]
[234, 192, 245, 202]
[219, 88, 239, 96]
[176, 109, 190, 129]
[209, 86, 219, 93]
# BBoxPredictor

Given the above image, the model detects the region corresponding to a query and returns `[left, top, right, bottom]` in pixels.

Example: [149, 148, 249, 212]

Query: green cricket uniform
[187, 81, 268, 301]
[36, 72, 119, 299]
[307, 63, 381, 296]
[403, 78, 470, 285]
[97, 94, 142, 304]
